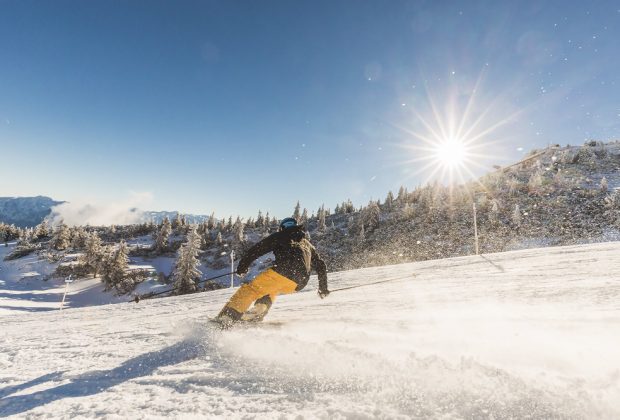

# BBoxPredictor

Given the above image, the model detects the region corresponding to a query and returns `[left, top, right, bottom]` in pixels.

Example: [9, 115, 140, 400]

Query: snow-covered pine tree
[293, 201, 301, 221]
[601, 177, 608, 192]
[34, 220, 50, 240]
[256, 210, 264, 228]
[358, 223, 365, 243]
[233, 217, 245, 243]
[101, 241, 129, 290]
[84, 232, 104, 278]
[318, 205, 327, 232]
[172, 227, 202, 295]
[397, 186, 406, 203]
[172, 213, 182, 230]
[385, 191, 394, 210]
[300, 208, 308, 226]
[216, 231, 223, 244]
[489, 200, 500, 226]
[52, 221, 71, 250]
[207, 212, 216, 230]
[401, 202, 414, 219]
[264, 211, 270, 232]
[70, 226, 88, 250]
[154, 217, 172, 253]
[365, 200, 381, 230]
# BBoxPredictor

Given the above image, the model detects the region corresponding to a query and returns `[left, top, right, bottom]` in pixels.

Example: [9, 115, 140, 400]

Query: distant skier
[215, 217, 329, 328]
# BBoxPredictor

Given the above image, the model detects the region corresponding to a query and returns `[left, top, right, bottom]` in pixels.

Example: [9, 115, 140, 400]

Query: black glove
[318, 289, 330, 299]
[236, 265, 248, 277]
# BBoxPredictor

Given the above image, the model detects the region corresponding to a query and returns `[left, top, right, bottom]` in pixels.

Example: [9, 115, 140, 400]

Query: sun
[434, 137, 469, 169]
[390, 71, 521, 190]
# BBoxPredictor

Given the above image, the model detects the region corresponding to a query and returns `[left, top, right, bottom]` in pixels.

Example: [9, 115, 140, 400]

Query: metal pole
[60, 275, 72, 311]
[473, 201, 479, 255]
[230, 250, 235, 288]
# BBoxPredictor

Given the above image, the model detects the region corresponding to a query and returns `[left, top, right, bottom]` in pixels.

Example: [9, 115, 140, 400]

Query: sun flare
[390, 73, 521, 192]
[434, 138, 469, 169]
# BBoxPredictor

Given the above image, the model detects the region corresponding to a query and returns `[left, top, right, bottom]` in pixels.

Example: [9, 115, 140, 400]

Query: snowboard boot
[241, 295, 273, 323]
[214, 306, 242, 329]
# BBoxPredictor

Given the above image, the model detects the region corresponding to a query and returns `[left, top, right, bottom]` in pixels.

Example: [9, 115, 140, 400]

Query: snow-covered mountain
[0, 196, 64, 227]
[1, 241, 619, 418]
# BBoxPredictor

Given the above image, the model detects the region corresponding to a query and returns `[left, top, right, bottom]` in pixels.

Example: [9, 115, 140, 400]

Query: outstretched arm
[236, 233, 278, 274]
[311, 247, 328, 295]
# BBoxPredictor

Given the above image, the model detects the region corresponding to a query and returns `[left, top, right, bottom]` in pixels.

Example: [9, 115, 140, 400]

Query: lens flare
[434, 138, 469, 169]
[389, 70, 522, 194]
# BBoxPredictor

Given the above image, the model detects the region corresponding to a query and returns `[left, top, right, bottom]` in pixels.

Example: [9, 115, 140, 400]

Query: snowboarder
[215, 217, 329, 328]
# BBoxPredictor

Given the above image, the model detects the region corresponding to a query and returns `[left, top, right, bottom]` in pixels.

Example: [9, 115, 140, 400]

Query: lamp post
[472, 192, 487, 255]
[60, 275, 73, 311]
[473, 200, 479, 255]
[230, 250, 235, 288]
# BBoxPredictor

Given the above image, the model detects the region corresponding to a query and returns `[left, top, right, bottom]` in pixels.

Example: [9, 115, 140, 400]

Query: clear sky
[1, 0, 619, 219]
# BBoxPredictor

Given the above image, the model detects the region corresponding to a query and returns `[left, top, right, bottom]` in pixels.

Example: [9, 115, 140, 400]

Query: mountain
[0, 196, 64, 227]
[1, 241, 618, 417]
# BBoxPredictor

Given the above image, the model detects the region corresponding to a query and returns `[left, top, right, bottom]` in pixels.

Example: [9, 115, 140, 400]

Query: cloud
[48, 191, 154, 227]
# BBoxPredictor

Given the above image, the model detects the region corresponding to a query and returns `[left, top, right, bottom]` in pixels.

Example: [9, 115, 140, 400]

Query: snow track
[1, 242, 620, 418]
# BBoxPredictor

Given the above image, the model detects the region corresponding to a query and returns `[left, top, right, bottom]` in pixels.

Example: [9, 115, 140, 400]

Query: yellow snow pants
[223, 269, 298, 315]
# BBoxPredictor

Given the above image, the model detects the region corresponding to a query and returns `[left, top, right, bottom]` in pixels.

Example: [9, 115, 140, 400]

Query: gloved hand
[318, 289, 330, 299]
[236, 265, 248, 277]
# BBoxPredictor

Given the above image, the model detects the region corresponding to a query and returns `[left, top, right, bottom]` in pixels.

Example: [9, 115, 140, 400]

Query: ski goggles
[280, 218, 297, 229]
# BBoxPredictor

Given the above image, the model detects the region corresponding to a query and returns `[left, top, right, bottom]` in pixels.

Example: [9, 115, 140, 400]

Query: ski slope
[1, 242, 619, 418]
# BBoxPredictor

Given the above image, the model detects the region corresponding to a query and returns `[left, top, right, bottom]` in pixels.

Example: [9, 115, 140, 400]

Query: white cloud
[48, 191, 154, 227]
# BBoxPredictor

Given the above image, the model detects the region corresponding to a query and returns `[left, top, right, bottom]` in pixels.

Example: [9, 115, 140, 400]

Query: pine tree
[300, 208, 309, 226]
[172, 228, 202, 295]
[601, 177, 608, 192]
[401, 202, 414, 219]
[364, 200, 381, 230]
[207, 212, 216, 230]
[154, 217, 172, 253]
[358, 223, 365, 244]
[172, 213, 182, 230]
[84, 232, 104, 278]
[34, 220, 50, 239]
[102, 241, 129, 290]
[71, 226, 88, 249]
[52, 221, 71, 250]
[385, 191, 394, 210]
[397, 186, 406, 203]
[256, 210, 264, 228]
[293, 201, 301, 221]
[318, 205, 327, 232]
[233, 217, 245, 243]
[216, 231, 223, 244]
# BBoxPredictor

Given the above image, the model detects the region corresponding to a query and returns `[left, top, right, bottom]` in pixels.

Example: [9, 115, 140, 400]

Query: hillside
[1, 242, 619, 418]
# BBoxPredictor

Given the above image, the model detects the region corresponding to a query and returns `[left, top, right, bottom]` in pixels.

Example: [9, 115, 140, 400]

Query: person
[215, 217, 329, 328]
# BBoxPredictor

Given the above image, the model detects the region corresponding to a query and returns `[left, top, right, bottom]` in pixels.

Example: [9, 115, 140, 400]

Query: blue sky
[1, 0, 619, 219]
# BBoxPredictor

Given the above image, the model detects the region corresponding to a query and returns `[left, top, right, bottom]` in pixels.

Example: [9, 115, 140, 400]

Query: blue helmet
[279, 217, 297, 231]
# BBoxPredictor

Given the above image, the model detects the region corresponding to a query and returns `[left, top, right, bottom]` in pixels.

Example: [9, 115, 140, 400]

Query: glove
[318, 289, 330, 299]
[236, 265, 248, 277]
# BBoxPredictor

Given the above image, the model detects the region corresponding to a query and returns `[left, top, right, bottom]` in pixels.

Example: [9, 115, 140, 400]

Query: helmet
[279, 217, 297, 231]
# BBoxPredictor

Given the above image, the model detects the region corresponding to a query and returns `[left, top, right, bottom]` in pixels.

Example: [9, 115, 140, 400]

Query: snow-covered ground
[1, 242, 619, 418]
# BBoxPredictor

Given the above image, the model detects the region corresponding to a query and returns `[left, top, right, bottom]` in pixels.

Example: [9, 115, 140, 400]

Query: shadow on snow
[0, 337, 205, 417]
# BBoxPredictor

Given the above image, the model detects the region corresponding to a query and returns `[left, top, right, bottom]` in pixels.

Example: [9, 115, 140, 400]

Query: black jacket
[236, 226, 328, 292]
